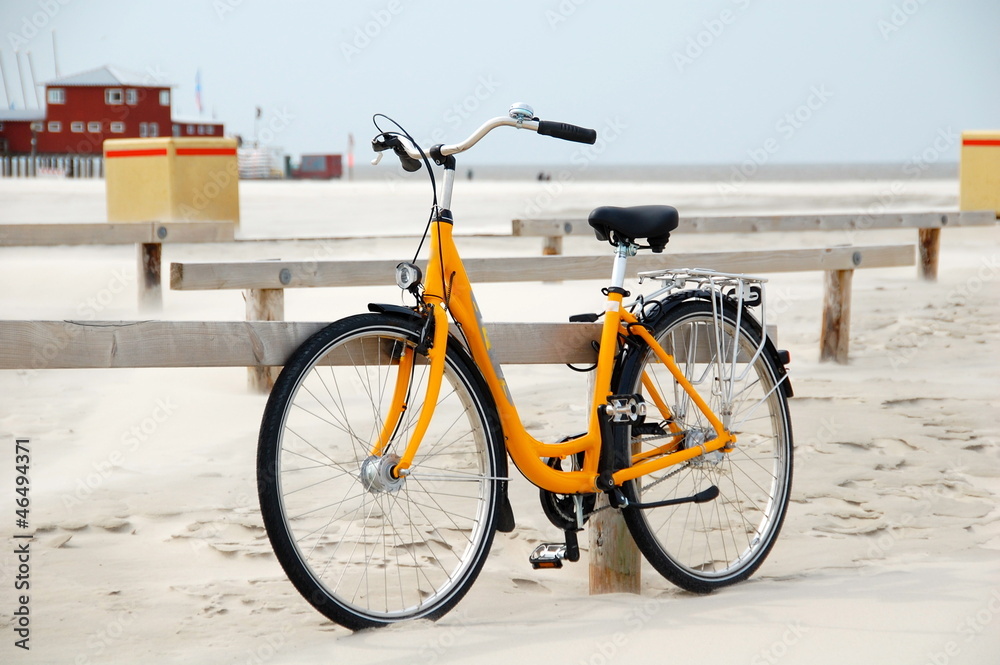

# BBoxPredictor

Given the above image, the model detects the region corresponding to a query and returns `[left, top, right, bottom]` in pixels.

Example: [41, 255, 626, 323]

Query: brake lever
[370, 134, 420, 171]
[371, 134, 393, 153]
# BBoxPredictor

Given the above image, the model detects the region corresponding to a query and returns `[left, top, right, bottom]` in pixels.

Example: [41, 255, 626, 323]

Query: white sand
[1, 176, 998, 663]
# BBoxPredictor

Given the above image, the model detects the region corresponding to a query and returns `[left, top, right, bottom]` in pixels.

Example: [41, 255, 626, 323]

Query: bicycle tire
[257, 313, 505, 629]
[616, 299, 793, 592]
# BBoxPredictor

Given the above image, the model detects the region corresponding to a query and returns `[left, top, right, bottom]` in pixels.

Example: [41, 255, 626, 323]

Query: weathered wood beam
[820, 269, 854, 364]
[0, 321, 604, 370]
[512, 211, 997, 238]
[0, 221, 234, 246]
[245, 289, 285, 391]
[170, 245, 915, 291]
[917, 228, 941, 281]
[137, 243, 162, 312]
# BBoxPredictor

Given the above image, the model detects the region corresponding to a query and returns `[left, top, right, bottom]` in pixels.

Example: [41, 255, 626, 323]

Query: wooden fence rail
[170, 244, 915, 388]
[171, 245, 913, 290]
[0, 221, 234, 310]
[512, 210, 997, 280]
[0, 320, 603, 370]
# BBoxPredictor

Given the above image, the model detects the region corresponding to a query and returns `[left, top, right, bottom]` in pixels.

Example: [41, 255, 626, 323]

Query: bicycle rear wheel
[616, 299, 793, 592]
[257, 313, 504, 629]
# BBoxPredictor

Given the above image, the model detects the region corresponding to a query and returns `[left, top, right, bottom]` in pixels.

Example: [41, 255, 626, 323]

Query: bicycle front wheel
[257, 313, 505, 630]
[617, 299, 793, 592]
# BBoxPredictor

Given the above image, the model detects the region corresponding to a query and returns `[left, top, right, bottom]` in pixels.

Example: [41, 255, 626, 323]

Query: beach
[1, 174, 998, 664]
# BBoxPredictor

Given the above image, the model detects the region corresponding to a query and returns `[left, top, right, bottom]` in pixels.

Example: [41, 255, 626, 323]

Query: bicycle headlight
[395, 262, 422, 291]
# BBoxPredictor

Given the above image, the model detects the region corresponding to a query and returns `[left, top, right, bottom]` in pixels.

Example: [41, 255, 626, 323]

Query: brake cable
[372, 114, 439, 264]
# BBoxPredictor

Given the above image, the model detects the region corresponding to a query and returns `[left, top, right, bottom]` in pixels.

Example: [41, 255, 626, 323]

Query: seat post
[610, 241, 637, 290]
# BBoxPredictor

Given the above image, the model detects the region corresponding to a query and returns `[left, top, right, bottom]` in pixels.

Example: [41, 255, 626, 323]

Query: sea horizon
[346, 161, 959, 183]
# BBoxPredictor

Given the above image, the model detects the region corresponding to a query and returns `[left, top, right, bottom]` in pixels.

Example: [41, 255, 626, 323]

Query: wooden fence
[170, 243, 915, 389]
[512, 210, 997, 281]
[0, 221, 234, 310]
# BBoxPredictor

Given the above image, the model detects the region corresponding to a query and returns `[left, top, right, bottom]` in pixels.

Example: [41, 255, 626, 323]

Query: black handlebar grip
[394, 147, 423, 172]
[537, 120, 598, 145]
[399, 154, 422, 172]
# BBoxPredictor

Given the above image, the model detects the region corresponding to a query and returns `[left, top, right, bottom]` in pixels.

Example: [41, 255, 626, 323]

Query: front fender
[368, 302, 422, 321]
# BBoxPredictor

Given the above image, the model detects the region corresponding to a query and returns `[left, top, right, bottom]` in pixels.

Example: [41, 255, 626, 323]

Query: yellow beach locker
[104, 137, 240, 224]
[959, 131, 1000, 217]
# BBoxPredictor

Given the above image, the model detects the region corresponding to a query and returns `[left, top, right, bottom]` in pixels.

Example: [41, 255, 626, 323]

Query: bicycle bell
[508, 102, 535, 121]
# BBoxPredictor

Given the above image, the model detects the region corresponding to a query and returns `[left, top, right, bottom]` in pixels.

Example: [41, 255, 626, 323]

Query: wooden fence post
[820, 269, 853, 364]
[137, 243, 163, 311]
[542, 236, 562, 256]
[589, 492, 641, 594]
[917, 228, 941, 281]
[246, 288, 284, 392]
[588, 366, 641, 595]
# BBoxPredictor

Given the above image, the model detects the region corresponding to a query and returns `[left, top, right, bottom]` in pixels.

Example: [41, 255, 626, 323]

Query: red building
[290, 154, 344, 179]
[171, 118, 225, 138]
[0, 65, 224, 155]
[0, 110, 45, 154]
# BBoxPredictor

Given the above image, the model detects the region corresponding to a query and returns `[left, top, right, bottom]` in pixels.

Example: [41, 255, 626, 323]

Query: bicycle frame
[377, 163, 735, 496]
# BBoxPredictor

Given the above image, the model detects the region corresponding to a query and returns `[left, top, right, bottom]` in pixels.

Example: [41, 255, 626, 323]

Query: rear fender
[634, 290, 793, 398]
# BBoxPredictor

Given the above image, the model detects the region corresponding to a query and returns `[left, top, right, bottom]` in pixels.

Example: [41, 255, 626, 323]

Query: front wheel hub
[360, 453, 405, 494]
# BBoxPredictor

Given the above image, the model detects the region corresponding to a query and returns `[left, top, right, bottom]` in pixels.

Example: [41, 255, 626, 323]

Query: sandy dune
[1, 176, 998, 663]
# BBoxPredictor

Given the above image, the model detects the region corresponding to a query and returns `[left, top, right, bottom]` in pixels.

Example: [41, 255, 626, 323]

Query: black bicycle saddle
[588, 205, 679, 253]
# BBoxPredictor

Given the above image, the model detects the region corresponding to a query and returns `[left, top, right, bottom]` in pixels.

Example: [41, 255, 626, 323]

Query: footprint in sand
[511, 578, 550, 592]
[95, 517, 132, 532]
[47, 533, 73, 548]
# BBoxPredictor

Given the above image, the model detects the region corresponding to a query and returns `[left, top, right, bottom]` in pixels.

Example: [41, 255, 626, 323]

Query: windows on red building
[0, 65, 224, 155]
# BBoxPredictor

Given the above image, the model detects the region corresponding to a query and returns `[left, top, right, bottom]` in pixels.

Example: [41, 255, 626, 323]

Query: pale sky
[1, 0, 997, 165]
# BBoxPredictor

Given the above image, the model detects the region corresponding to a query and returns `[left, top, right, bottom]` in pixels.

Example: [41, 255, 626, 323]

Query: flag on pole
[347, 133, 355, 180]
[194, 68, 203, 115]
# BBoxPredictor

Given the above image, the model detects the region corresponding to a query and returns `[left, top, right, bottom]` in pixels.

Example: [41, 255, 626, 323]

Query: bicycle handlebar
[372, 106, 597, 169]
[536, 120, 598, 145]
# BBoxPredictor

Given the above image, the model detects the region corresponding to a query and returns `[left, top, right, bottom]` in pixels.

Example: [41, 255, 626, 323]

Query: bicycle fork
[369, 301, 450, 478]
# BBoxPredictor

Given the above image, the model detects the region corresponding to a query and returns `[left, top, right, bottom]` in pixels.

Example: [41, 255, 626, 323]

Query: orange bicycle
[257, 104, 793, 630]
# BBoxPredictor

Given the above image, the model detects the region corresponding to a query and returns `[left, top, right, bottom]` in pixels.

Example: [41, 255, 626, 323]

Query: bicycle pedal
[529, 543, 568, 569]
[604, 394, 646, 423]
